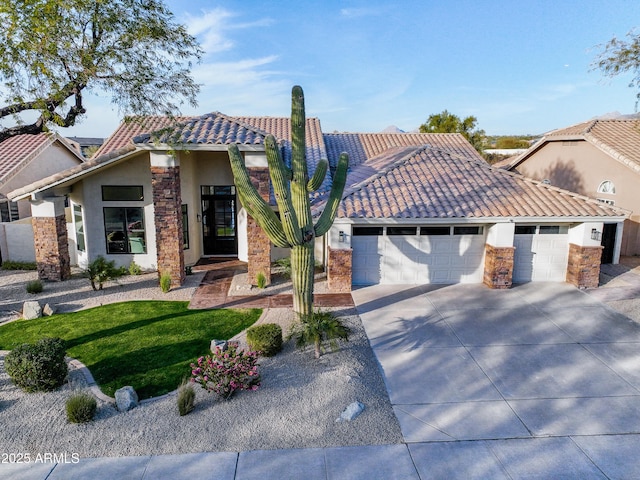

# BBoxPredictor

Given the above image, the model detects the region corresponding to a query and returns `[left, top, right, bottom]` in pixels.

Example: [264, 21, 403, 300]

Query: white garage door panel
[513, 234, 568, 282]
[352, 233, 485, 285]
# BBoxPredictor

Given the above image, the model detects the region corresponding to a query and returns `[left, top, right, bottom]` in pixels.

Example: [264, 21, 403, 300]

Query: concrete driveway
[352, 282, 640, 479]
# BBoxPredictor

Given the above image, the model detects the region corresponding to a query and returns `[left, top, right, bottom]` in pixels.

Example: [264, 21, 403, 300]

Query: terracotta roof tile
[334, 145, 627, 220]
[0, 133, 55, 180]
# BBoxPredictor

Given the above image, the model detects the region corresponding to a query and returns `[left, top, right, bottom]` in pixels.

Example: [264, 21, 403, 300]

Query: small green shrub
[128, 261, 142, 276]
[1, 261, 37, 270]
[246, 323, 283, 357]
[177, 380, 196, 416]
[160, 271, 172, 293]
[273, 257, 292, 279]
[86, 256, 125, 291]
[256, 271, 267, 289]
[288, 310, 350, 359]
[66, 391, 97, 423]
[5, 337, 68, 392]
[26, 280, 43, 294]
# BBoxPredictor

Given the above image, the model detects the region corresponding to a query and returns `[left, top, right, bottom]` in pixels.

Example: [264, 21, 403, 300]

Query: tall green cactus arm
[307, 159, 328, 192]
[290, 86, 313, 237]
[314, 152, 349, 237]
[228, 143, 290, 248]
[265, 135, 303, 245]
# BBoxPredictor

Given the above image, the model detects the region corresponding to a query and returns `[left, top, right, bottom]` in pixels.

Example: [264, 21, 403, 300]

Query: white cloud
[183, 8, 237, 55]
[340, 7, 383, 18]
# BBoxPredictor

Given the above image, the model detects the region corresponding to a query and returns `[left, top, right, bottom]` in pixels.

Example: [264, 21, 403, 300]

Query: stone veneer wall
[327, 247, 352, 293]
[566, 243, 602, 289]
[151, 166, 185, 286]
[483, 244, 514, 289]
[247, 167, 271, 286]
[32, 215, 71, 281]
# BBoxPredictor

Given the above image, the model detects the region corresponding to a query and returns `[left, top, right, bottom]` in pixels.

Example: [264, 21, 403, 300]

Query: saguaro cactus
[228, 86, 349, 318]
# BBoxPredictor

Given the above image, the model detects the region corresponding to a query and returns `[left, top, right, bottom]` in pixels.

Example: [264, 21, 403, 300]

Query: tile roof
[0, 133, 84, 186]
[323, 132, 484, 170]
[334, 145, 627, 220]
[510, 119, 640, 174]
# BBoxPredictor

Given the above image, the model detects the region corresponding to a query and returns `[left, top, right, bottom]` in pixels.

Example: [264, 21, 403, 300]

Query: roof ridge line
[0, 133, 57, 187]
[211, 112, 272, 140]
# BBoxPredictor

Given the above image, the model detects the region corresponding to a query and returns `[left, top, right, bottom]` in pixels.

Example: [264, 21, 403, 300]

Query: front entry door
[201, 186, 237, 255]
[601, 223, 617, 264]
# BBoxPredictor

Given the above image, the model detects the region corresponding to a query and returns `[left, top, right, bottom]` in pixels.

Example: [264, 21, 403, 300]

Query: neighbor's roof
[324, 132, 484, 170]
[334, 145, 628, 220]
[0, 132, 83, 182]
[508, 119, 640, 174]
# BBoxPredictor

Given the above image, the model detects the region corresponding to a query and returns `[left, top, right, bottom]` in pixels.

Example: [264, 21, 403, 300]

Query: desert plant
[256, 271, 267, 289]
[228, 85, 349, 318]
[128, 261, 142, 276]
[160, 271, 172, 293]
[66, 391, 97, 423]
[288, 310, 350, 359]
[1, 261, 37, 270]
[274, 257, 292, 279]
[25, 280, 43, 294]
[190, 344, 260, 400]
[246, 323, 283, 357]
[86, 256, 125, 291]
[5, 337, 68, 392]
[177, 380, 196, 416]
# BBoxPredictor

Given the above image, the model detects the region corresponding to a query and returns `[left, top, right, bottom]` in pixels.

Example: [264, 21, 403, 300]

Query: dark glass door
[201, 186, 237, 255]
[601, 223, 617, 264]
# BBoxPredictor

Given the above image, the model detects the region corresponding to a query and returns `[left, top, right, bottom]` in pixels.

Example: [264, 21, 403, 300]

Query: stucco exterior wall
[71, 153, 158, 271]
[1, 142, 83, 220]
[515, 140, 640, 255]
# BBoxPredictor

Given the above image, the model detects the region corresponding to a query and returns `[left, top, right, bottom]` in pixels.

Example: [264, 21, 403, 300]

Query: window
[353, 227, 383, 236]
[104, 207, 146, 254]
[515, 225, 536, 235]
[0, 201, 19, 222]
[73, 204, 86, 252]
[182, 204, 189, 250]
[597, 198, 616, 206]
[597, 181, 615, 194]
[539, 225, 568, 234]
[201, 185, 236, 196]
[420, 226, 451, 236]
[102, 185, 144, 201]
[387, 226, 417, 235]
[453, 226, 483, 235]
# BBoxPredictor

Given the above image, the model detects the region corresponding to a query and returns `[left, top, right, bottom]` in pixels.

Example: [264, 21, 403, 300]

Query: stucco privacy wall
[0, 220, 77, 265]
[515, 141, 640, 255]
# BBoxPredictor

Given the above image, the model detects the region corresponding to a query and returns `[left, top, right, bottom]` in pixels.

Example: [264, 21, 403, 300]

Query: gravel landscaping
[0, 269, 403, 457]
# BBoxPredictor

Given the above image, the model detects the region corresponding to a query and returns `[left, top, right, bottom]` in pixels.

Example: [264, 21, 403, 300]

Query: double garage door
[351, 224, 570, 285]
[352, 226, 486, 285]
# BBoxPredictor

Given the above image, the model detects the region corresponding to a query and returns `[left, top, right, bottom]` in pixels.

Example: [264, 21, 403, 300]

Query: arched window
[597, 180, 615, 194]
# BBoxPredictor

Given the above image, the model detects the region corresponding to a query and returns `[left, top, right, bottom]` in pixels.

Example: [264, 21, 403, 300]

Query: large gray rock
[336, 401, 365, 422]
[115, 386, 139, 412]
[22, 301, 42, 320]
[210, 339, 228, 353]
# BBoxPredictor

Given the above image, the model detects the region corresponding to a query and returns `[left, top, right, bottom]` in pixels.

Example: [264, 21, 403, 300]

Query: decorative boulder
[43, 304, 56, 317]
[210, 339, 228, 353]
[336, 401, 365, 422]
[115, 386, 139, 412]
[22, 301, 42, 320]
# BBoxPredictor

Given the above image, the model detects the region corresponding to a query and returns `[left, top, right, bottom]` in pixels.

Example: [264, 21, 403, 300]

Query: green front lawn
[0, 301, 261, 399]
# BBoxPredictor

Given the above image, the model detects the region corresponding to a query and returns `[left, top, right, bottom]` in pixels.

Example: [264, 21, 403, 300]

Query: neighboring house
[66, 137, 105, 158]
[0, 133, 85, 221]
[0, 133, 85, 263]
[8, 113, 627, 291]
[505, 119, 640, 260]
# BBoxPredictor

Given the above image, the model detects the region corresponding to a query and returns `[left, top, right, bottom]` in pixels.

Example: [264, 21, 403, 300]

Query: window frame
[73, 204, 86, 252]
[101, 185, 144, 202]
[103, 206, 147, 254]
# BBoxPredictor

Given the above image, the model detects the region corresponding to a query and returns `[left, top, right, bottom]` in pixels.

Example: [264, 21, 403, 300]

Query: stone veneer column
[327, 247, 352, 293]
[483, 244, 514, 289]
[566, 243, 602, 289]
[151, 155, 185, 286]
[31, 197, 71, 281]
[247, 167, 271, 286]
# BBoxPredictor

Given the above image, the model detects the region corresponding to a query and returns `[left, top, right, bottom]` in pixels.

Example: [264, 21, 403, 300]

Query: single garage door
[513, 225, 569, 282]
[352, 225, 486, 285]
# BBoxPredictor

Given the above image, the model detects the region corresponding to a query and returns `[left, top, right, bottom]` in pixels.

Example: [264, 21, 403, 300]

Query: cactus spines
[228, 85, 349, 317]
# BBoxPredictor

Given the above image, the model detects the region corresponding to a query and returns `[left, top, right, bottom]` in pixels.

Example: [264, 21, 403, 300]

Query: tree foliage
[594, 30, 640, 108]
[419, 110, 486, 153]
[0, 0, 202, 142]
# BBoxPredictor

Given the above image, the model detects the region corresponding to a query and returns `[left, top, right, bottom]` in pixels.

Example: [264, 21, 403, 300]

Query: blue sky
[66, 0, 640, 138]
